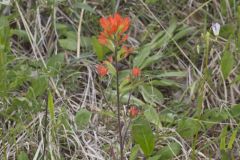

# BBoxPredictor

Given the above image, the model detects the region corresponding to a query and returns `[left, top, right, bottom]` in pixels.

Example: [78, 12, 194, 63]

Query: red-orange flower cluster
[129, 106, 139, 118]
[100, 13, 130, 35]
[132, 67, 141, 77]
[96, 64, 108, 77]
[98, 32, 109, 46]
[98, 13, 130, 46]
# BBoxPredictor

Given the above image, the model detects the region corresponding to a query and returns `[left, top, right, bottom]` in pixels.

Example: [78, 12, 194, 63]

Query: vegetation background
[0, 0, 240, 159]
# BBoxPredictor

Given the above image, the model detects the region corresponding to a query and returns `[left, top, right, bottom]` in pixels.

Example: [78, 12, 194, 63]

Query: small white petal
[211, 23, 221, 36]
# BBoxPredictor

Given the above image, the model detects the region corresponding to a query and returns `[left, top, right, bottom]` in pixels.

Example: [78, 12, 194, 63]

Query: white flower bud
[211, 23, 221, 36]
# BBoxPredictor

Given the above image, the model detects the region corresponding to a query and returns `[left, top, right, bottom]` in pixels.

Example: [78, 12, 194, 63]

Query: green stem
[44, 95, 48, 159]
[114, 47, 124, 160]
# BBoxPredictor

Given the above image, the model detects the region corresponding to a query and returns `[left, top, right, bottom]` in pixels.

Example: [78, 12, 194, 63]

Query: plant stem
[44, 97, 48, 160]
[122, 91, 133, 147]
[114, 47, 124, 160]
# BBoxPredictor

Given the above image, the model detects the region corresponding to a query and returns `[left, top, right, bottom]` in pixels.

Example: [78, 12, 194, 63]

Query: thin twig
[77, 0, 86, 58]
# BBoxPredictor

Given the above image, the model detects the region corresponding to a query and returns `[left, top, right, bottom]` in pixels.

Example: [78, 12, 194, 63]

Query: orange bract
[132, 67, 141, 77]
[96, 64, 108, 77]
[100, 13, 130, 35]
[98, 13, 130, 46]
[98, 32, 108, 45]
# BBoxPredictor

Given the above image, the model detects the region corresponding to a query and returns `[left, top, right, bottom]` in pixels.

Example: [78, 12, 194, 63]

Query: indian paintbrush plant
[95, 13, 139, 160]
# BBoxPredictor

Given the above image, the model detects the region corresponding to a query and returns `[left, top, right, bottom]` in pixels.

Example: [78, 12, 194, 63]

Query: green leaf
[144, 106, 162, 128]
[0, 16, 10, 94]
[11, 29, 28, 41]
[159, 112, 176, 123]
[47, 53, 65, 67]
[173, 26, 195, 41]
[221, 51, 234, 79]
[220, 24, 236, 38]
[131, 116, 155, 157]
[220, 150, 231, 160]
[140, 53, 163, 69]
[150, 19, 177, 49]
[92, 37, 109, 61]
[47, 53, 64, 77]
[64, 31, 92, 48]
[230, 104, 240, 118]
[74, 2, 95, 13]
[177, 118, 201, 138]
[56, 107, 71, 130]
[145, 0, 158, 4]
[155, 71, 186, 78]
[150, 80, 181, 88]
[233, 74, 240, 83]
[75, 109, 92, 130]
[120, 80, 143, 96]
[17, 151, 29, 160]
[48, 91, 55, 122]
[140, 85, 164, 105]
[227, 129, 238, 149]
[59, 38, 77, 51]
[12, 97, 33, 109]
[201, 108, 229, 129]
[8, 65, 31, 90]
[104, 61, 116, 76]
[148, 142, 181, 160]
[80, 37, 92, 48]
[99, 109, 115, 118]
[150, 31, 164, 43]
[220, 126, 228, 150]
[129, 144, 140, 160]
[220, 0, 227, 17]
[56, 23, 70, 32]
[28, 76, 48, 98]
[133, 45, 151, 68]
[105, 89, 145, 107]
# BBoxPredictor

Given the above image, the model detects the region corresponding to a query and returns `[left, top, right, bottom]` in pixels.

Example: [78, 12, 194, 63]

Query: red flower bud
[96, 64, 108, 77]
[132, 67, 141, 77]
[129, 106, 139, 118]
